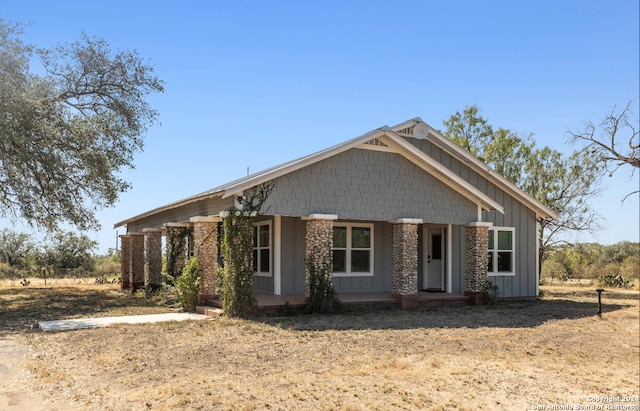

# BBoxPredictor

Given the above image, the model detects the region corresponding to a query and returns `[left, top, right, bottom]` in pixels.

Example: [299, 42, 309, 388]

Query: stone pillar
[129, 233, 145, 292]
[191, 216, 221, 305]
[165, 224, 191, 279]
[392, 219, 422, 310]
[143, 228, 163, 291]
[303, 214, 338, 298]
[120, 235, 131, 291]
[464, 222, 492, 305]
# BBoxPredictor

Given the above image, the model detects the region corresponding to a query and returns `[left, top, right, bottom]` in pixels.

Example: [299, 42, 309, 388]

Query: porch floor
[205, 291, 470, 313]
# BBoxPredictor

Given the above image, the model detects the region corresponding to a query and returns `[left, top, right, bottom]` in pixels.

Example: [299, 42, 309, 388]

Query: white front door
[424, 227, 445, 291]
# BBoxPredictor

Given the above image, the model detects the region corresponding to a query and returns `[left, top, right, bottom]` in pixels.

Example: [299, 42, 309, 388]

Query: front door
[424, 227, 445, 291]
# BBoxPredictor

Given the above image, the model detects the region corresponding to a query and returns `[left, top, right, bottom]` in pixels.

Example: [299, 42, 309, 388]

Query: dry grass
[0, 279, 176, 335]
[1, 283, 638, 410]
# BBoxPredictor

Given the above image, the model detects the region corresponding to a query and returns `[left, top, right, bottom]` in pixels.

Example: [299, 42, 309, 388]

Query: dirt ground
[0, 282, 638, 410]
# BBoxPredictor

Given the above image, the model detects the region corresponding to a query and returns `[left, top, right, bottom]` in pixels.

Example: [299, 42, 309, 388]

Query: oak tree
[0, 19, 164, 231]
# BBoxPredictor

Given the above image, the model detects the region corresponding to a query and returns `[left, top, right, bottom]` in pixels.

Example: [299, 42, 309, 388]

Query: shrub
[541, 260, 569, 283]
[176, 257, 201, 311]
[598, 273, 631, 288]
[482, 280, 500, 305]
[0, 262, 24, 280]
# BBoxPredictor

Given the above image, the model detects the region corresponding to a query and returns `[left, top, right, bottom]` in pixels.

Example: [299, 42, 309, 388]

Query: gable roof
[389, 117, 558, 220]
[114, 118, 557, 228]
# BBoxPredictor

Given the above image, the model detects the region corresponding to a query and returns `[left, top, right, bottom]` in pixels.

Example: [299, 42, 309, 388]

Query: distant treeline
[542, 241, 639, 287]
[0, 228, 120, 280]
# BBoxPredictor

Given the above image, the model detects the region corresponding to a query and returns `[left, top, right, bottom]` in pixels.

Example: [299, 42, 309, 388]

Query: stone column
[392, 219, 421, 310]
[191, 216, 221, 305]
[303, 214, 338, 298]
[129, 233, 145, 292]
[464, 222, 492, 305]
[165, 223, 191, 279]
[143, 228, 163, 291]
[119, 235, 131, 291]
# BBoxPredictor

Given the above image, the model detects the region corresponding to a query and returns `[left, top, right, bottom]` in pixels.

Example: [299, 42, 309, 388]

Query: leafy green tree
[0, 228, 35, 267]
[442, 106, 603, 269]
[41, 231, 98, 275]
[543, 241, 639, 283]
[525, 149, 603, 264]
[604, 241, 639, 264]
[569, 102, 639, 200]
[0, 19, 164, 231]
[176, 257, 201, 312]
[442, 105, 494, 158]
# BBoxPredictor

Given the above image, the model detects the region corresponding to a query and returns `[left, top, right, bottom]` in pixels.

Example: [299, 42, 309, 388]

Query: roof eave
[113, 191, 224, 229]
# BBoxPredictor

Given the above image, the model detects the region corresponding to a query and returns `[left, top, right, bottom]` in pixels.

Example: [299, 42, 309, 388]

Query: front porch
[201, 291, 471, 314]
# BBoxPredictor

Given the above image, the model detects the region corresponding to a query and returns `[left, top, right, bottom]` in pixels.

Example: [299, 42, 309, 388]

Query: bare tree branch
[569, 102, 640, 201]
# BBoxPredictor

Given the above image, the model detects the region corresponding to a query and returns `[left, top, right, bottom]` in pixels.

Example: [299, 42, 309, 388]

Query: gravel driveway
[0, 337, 50, 410]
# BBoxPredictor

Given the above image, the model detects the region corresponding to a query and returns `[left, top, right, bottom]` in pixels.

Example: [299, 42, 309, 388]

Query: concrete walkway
[38, 312, 211, 332]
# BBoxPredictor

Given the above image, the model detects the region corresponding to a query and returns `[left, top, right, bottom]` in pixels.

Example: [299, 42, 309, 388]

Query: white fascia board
[394, 218, 424, 224]
[389, 117, 424, 132]
[113, 191, 224, 228]
[220, 128, 389, 199]
[301, 214, 339, 221]
[380, 132, 505, 214]
[468, 221, 493, 227]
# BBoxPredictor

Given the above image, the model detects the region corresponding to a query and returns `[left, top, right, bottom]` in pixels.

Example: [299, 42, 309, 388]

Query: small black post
[596, 288, 605, 317]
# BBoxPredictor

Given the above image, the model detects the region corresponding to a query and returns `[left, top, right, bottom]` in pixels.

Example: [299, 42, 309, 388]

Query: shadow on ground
[0, 286, 171, 335]
[260, 292, 637, 331]
[1, 285, 637, 334]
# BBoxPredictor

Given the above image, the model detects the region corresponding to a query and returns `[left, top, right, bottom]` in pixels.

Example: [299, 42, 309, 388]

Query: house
[114, 117, 558, 308]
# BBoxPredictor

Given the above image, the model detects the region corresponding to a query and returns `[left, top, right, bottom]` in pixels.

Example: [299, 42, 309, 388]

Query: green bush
[598, 273, 631, 288]
[176, 257, 201, 311]
[0, 262, 24, 280]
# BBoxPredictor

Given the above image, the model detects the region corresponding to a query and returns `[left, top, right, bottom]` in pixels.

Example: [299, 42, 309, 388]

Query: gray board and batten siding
[272, 217, 394, 295]
[408, 137, 539, 298]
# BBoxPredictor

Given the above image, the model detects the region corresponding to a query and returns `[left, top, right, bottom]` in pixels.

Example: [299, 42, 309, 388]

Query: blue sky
[1, 0, 638, 252]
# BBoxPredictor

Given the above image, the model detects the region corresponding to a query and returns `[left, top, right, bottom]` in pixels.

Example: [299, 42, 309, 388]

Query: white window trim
[253, 220, 272, 277]
[487, 226, 515, 277]
[332, 223, 374, 277]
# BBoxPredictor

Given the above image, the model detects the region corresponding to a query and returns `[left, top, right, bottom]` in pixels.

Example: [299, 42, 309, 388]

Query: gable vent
[395, 127, 414, 137]
[364, 138, 389, 147]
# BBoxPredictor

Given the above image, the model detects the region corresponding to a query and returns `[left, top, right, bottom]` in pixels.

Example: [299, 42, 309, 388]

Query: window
[253, 221, 271, 276]
[487, 227, 515, 276]
[332, 223, 373, 276]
